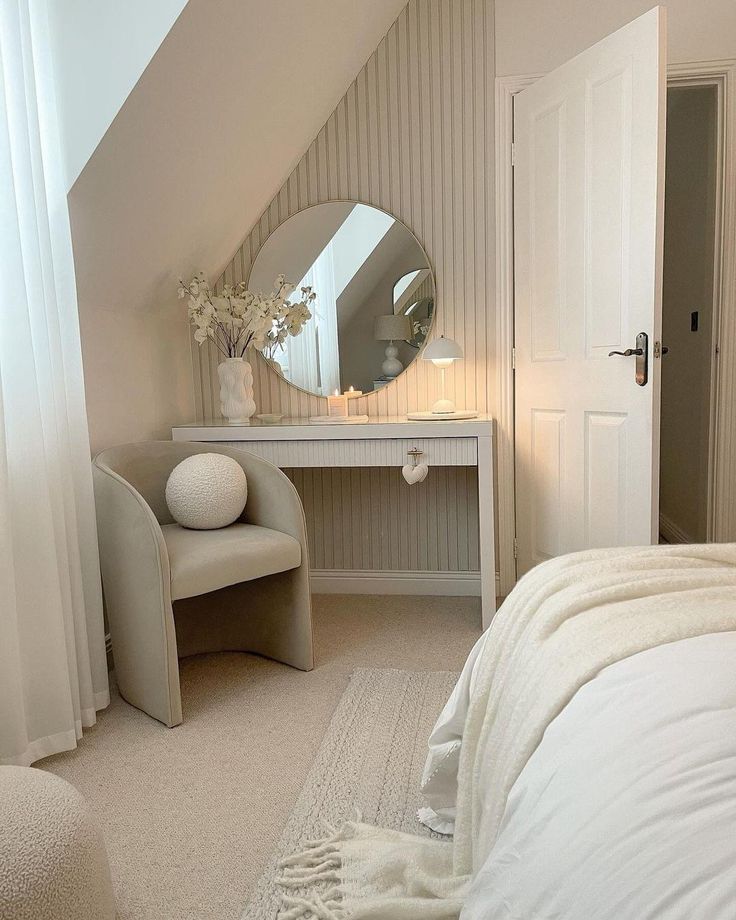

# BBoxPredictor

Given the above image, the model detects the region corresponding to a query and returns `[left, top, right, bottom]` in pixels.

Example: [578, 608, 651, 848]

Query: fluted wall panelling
[286, 467, 479, 572]
[192, 0, 496, 576]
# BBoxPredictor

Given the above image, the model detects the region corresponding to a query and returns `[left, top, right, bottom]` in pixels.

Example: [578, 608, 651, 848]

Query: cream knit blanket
[277, 544, 736, 918]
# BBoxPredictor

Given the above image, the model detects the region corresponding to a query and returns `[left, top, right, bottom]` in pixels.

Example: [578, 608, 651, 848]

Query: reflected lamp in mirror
[374, 314, 412, 378]
[248, 202, 435, 397]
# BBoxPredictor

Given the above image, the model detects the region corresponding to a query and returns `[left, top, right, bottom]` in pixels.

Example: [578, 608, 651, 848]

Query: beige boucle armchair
[93, 441, 313, 727]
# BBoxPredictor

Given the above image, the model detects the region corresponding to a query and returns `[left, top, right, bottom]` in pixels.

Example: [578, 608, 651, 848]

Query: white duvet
[461, 631, 736, 919]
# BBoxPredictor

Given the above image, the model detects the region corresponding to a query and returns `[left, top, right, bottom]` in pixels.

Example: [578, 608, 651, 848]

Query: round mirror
[248, 202, 435, 397]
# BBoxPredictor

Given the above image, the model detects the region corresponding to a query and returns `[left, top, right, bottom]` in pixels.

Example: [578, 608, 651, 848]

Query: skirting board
[310, 569, 501, 597]
[659, 513, 693, 545]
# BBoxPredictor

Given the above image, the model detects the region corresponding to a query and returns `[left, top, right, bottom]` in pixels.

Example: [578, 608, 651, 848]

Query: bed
[278, 543, 736, 919]
[458, 631, 736, 918]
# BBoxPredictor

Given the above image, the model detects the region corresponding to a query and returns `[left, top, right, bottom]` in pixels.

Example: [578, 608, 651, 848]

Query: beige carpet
[41, 594, 480, 920]
[242, 667, 457, 919]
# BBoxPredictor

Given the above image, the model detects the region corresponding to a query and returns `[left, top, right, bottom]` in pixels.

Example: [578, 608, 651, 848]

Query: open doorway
[659, 85, 719, 544]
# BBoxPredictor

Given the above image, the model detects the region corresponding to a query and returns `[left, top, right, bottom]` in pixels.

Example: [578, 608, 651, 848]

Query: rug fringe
[279, 885, 343, 920]
[275, 814, 360, 919]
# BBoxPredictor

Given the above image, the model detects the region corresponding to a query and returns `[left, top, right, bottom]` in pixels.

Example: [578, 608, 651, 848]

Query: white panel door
[514, 7, 666, 577]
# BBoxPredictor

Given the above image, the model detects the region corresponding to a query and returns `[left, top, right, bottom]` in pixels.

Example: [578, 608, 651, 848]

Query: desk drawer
[215, 437, 478, 468]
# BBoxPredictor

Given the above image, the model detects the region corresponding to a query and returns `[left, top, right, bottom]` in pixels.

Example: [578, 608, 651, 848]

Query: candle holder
[310, 389, 369, 424]
[326, 392, 349, 419]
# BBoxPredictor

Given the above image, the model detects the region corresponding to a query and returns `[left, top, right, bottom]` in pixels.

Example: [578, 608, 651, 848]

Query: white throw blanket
[277, 544, 736, 918]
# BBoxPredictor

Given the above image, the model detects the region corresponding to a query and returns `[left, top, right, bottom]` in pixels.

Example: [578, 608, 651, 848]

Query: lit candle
[327, 389, 349, 418]
[345, 386, 363, 398]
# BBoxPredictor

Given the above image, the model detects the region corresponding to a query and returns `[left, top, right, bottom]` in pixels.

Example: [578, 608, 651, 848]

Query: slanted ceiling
[69, 0, 408, 452]
[49, 0, 189, 189]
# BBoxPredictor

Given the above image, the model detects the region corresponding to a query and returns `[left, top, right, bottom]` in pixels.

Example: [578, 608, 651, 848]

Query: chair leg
[173, 566, 314, 670]
[117, 675, 183, 728]
[112, 601, 184, 728]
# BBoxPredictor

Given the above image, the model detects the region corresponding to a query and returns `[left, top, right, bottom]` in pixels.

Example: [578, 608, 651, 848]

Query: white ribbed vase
[218, 357, 256, 423]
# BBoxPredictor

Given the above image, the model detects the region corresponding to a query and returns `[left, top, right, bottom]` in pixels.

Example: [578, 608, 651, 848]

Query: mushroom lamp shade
[422, 335, 463, 367]
[374, 314, 412, 378]
[421, 335, 464, 413]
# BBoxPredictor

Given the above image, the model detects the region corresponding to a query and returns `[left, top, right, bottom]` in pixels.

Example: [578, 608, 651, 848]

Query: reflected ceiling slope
[68, 0, 408, 327]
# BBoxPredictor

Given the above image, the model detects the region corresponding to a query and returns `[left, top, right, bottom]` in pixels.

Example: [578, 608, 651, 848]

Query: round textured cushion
[165, 452, 248, 529]
[0, 766, 116, 920]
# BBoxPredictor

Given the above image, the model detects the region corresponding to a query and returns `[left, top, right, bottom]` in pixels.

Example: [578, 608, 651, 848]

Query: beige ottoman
[0, 767, 115, 920]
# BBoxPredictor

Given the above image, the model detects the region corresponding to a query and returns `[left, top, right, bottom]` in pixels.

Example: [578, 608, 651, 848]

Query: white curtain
[285, 264, 321, 394]
[310, 245, 340, 395]
[0, 0, 109, 765]
[286, 247, 341, 395]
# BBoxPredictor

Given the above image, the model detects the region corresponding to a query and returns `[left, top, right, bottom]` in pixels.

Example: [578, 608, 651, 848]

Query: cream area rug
[241, 668, 457, 920]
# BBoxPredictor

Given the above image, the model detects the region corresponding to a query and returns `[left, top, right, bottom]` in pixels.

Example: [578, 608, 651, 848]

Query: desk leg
[477, 435, 497, 631]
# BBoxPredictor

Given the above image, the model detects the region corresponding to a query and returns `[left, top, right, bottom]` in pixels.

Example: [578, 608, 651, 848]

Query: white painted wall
[660, 86, 718, 542]
[47, 0, 188, 190]
[495, 0, 736, 75]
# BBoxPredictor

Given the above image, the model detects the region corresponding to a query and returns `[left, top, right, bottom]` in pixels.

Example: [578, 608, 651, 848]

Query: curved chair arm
[92, 460, 182, 726]
[226, 449, 310, 555]
[221, 447, 314, 671]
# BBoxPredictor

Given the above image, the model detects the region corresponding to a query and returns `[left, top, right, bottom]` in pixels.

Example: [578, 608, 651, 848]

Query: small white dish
[406, 410, 479, 421]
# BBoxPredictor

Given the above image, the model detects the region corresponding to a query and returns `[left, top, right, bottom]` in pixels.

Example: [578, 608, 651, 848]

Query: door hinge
[513, 538, 518, 559]
[511, 142, 515, 167]
[511, 346, 516, 369]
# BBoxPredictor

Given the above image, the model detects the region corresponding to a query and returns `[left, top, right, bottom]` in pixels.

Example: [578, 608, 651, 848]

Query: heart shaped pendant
[402, 462, 429, 484]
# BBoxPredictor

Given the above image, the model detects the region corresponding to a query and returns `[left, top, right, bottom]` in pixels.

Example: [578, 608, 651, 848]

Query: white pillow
[165, 453, 247, 530]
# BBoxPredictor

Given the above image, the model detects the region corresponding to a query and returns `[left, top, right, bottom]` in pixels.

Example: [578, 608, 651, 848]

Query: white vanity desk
[172, 415, 496, 627]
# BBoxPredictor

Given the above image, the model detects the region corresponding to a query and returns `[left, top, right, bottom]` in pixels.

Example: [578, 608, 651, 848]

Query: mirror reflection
[248, 202, 435, 396]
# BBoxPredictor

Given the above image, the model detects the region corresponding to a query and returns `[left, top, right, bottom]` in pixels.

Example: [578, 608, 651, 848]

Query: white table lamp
[374, 314, 412, 378]
[421, 335, 463, 414]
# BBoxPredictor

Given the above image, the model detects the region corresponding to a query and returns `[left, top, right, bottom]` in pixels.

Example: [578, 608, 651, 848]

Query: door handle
[608, 347, 643, 357]
[608, 332, 648, 386]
